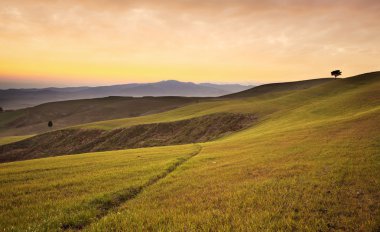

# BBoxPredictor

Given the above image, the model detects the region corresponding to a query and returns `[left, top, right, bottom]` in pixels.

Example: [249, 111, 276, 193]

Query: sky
[0, 0, 379, 88]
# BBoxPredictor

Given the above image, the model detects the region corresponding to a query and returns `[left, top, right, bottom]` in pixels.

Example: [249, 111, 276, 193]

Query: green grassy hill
[0, 72, 379, 231]
[0, 113, 255, 162]
[223, 77, 333, 98]
[0, 96, 200, 137]
[75, 72, 380, 131]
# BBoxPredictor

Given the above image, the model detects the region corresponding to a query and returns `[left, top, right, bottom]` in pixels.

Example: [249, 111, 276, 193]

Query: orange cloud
[0, 0, 379, 86]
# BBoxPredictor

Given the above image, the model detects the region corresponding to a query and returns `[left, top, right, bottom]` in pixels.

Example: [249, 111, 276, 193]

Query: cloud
[0, 0, 379, 84]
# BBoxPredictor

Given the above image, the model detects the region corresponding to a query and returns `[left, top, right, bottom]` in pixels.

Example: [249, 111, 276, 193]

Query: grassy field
[0, 135, 33, 145]
[0, 96, 198, 137]
[89, 110, 380, 231]
[0, 144, 200, 231]
[78, 72, 380, 131]
[0, 72, 379, 231]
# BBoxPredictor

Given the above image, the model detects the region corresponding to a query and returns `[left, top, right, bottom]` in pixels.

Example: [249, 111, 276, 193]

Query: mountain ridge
[0, 80, 252, 109]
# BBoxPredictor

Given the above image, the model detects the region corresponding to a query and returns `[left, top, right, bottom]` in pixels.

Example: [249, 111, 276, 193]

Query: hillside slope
[0, 77, 339, 137]
[0, 113, 255, 162]
[0, 72, 379, 231]
[223, 77, 333, 98]
[0, 96, 201, 136]
[73, 72, 378, 131]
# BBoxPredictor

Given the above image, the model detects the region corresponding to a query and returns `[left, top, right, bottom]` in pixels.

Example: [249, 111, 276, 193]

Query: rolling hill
[0, 80, 252, 109]
[223, 78, 333, 98]
[0, 96, 204, 137]
[0, 71, 379, 231]
[0, 76, 332, 137]
[0, 113, 255, 162]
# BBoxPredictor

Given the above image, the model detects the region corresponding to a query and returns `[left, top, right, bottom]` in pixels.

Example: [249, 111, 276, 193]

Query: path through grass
[70, 144, 202, 230]
[0, 144, 200, 231]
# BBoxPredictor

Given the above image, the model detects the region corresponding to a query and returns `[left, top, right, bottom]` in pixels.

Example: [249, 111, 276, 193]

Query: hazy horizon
[0, 76, 263, 89]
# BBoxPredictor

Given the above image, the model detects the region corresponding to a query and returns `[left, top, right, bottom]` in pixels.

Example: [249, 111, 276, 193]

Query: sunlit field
[0, 135, 33, 145]
[0, 145, 199, 230]
[0, 73, 379, 231]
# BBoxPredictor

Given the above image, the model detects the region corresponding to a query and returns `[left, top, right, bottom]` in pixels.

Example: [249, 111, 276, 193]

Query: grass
[0, 96, 197, 137]
[0, 135, 33, 145]
[84, 74, 380, 231]
[89, 112, 380, 231]
[78, 73, 379, 132]
[0, 72, 379, 231]
[0, 144, 199, 231]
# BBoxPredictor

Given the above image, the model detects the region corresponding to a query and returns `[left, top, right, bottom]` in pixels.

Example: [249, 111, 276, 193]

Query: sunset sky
[0, 0, 379, 88]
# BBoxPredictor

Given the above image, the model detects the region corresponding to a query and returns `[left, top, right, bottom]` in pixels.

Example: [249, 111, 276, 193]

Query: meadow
[0, 145, 200, 231]
[0, 135, 33, 146]
[0, 72, 379, 231]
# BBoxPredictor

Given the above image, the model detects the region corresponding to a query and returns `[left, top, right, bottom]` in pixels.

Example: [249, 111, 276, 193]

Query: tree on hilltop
[331, 70, 342, 79]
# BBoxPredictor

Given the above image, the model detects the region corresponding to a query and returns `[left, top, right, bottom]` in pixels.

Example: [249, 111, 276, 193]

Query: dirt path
[62, 144, 202, 231]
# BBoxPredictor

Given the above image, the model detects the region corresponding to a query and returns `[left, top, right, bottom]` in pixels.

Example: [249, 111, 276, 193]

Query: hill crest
[0, 80, 252, 110]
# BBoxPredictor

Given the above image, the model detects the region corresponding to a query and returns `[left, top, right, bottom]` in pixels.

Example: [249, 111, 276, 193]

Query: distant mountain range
[0, 80, 253, 109]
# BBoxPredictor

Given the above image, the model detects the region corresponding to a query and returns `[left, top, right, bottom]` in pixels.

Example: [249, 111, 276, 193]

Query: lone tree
[0, 107, 3, 113]
[331, 70, 342, 79]
[48, 121, 53, 128]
